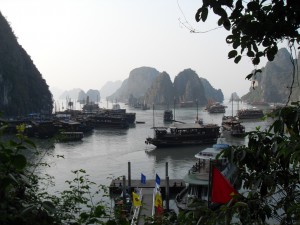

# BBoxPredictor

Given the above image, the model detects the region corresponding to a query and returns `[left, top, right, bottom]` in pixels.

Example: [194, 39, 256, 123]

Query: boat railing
[189, 161, 210, 175]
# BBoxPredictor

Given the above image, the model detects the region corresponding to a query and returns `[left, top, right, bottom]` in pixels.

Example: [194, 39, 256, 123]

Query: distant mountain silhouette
[100, 81, 122, 99]
[59, 88, 83, 100]
[0, 12, 52, 117]
[108, 67, 224, 107]
[108, 66, 160, 102]
[242, 48, 300, 103]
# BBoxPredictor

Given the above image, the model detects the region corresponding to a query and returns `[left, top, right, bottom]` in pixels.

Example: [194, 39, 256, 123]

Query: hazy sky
[0, 0, 272, 98]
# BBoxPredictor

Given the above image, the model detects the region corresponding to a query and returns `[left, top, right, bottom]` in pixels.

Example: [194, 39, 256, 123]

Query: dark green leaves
[195, 7, 209, 22]
[234, 55, 242, 63]
[228, 50, 238, 58]
[201, 7, 209, 22]
[247, 1, 260, 11]
[12, 154, 27, 170]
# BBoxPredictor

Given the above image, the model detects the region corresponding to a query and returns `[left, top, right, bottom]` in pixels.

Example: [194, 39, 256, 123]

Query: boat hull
[146, 136, 218, 147]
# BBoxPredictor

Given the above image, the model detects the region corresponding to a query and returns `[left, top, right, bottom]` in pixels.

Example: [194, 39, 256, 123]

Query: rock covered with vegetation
[0, 12, 52, 117]
[108, 66, 160, 102]
[144, 71, 175, 106]
[242, 48, 300, 103]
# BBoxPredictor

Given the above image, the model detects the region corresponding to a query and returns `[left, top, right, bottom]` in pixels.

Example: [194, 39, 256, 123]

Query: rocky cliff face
[173, 69, 207, 106]
[200, 78, 224, 103]
[0, 12, 52, 117]
[144, 72, 174, 105]
[108, 67, 159, 101]
[242, 48, 300, 103]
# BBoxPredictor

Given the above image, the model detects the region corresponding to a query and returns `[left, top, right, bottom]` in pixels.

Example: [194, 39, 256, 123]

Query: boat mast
[231, 93, 234, 118]
[173, 97, 176, 121]
[196, 99, 199, 121]
[152, 104, 155, 128]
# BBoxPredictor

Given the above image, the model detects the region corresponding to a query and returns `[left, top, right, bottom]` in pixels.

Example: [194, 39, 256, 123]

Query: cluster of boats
[146, 106, 265, 148]
[1, 103, 136, 142]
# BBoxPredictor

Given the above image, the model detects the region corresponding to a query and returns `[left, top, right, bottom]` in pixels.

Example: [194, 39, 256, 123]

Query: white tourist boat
[175, 144, 237, 211]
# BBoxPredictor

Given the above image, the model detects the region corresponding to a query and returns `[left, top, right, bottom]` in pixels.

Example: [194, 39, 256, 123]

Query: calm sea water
[32, 100, 271, 201]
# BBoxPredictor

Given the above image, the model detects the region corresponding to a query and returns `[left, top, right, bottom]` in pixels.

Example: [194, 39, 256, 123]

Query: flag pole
[207, 158, 213, 208]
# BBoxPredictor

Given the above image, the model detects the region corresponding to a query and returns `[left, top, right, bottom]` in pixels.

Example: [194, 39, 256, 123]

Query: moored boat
[86, 114, 129, 129]
[57, 131, 84, 142]
[175, 144, 237, 211]
[145, 123, 220, 148]
[237, 108, 264, 119]
[221, 116, 245, 137]
[206, 102, 226, 114]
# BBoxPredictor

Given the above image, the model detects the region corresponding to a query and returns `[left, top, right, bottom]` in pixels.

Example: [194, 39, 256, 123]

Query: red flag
[211, 167, 238, 204]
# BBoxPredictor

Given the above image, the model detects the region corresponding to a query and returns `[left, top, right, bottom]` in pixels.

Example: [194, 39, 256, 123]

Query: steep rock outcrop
[173, 69, 207, 106]
[200, 78, 224, 103]
[108, 67, 159, 102]
[0, 12, 52, 117]
[242, 48, 300, 103]
[86, 89, 100, 103]
[144, 72, 174, 105]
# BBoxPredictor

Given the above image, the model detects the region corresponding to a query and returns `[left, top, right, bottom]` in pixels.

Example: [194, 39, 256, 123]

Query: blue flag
[155, 174, 161, 186]
[141, 173, 146, 184]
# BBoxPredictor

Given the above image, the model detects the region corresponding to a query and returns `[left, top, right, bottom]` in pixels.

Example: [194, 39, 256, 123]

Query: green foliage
[0, 124, 116, 225]
[196, 0, 300, 79]
[213, 102, 300, 224]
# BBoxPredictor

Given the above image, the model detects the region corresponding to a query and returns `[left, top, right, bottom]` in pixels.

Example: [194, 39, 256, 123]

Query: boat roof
[195, 144, 230, 160]
[169, 123, 218, 129]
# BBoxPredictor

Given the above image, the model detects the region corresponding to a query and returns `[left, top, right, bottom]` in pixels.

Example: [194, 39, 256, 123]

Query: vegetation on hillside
[0, 12, 53, 117]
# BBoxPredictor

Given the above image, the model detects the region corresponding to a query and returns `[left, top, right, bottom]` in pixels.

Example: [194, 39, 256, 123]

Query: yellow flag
[132, 192, 142, 207]
[154, 192, 162, 208]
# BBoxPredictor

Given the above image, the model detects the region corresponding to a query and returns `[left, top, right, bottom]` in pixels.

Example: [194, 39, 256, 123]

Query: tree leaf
[247, 1, 260, 11]
[252, 56, 260, 65]
[12, 154, 27, 170]
[195, 8, 202, 22]
[233, 40, 240, 49]
[247, 50, 255, 57]
[218, 17, 224, 26]
[246, 73, 253, 80]
[223, 19, 231, 30]
[226, 35, 234, 44]
[228, 50, 238, 59]
[42, 201, 56, 214]
[201, 7, 208, 22]
[234, 55, 242, 63]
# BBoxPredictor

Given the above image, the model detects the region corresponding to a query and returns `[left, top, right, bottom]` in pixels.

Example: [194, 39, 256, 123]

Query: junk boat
[175, 144, 237, 211]
[237, 108, 264, 120]
[221, 116, 245, 137]
[206, 102, 226, 114]
[145, 123, 220, 148]
[57, 131, 84, 142]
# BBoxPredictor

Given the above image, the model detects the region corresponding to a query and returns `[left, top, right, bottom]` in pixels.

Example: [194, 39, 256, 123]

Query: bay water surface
[32, 100, 272, 209]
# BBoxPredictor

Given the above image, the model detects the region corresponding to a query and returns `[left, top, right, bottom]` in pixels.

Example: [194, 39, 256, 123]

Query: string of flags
[133, 173, 163, 213]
